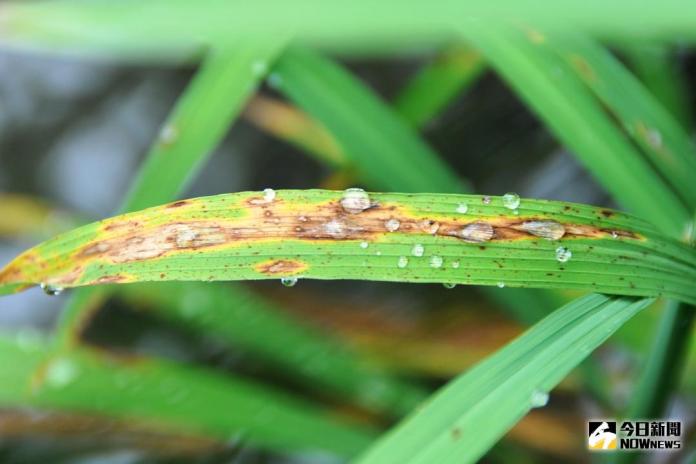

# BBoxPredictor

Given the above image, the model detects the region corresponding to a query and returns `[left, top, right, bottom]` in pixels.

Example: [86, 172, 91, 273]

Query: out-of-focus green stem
[393, 44, 486, 127]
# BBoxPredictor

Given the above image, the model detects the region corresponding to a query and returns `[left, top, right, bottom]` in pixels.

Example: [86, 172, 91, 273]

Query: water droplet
[46, 358, 79, 389]
[280, 277, 298, 287]
[482, 195, 491, 205]
[456, 203, 468, 214]
[359, 241, 369, 249]
[251, 60, 268, 77]
[497, 281, 505, 288]
[397, 256, 409, 268]
[430, 255, 443, 268]
[459, 222, 494, 243]
[611, 231, 619, 239]
[518, 220, 566, 240]
[262, 188, 276, 202]
[376, 251, 382, 256]
[502, 192, 520, 210]
[419, 220, 440, 234]
[340, 188, 371, 214]
[530, 390, 549, 408]
[40, 283, 63, 296]
[411, 244, 425, 257]
[385, 218, 400, 232]
[555, 246, 572, 263]
[443, 282, 456, 289]
[158, 124, 178, 144]
[451, 261, 460, 269]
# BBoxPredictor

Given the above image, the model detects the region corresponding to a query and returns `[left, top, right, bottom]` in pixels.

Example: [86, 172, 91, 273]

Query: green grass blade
[551, 34, 696, 212]
[3, 1, 696, 59]
[0, 335, 376, 457]
[272, 45, 469, 193]
[122, 44, 283, 212]
[116, 282, 427, 416]
[354, 294, 653, 464]
[2, 190, 694, 303]
[393, 44, 486, 127]
[460, 23, 691, 237]
[623, 44, 693, 131]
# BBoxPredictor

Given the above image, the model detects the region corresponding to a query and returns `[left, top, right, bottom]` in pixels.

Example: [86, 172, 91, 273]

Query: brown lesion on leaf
[166, 200, 190, 208]
[255, 259, 309, 276]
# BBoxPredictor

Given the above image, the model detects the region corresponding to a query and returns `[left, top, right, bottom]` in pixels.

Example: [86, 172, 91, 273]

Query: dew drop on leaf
[530, 390, 549, 408]
[497, 281, 505, 288]
[280, 277, 298, 287]
[555, 246, 572, 263]
[385, 218, 400, 232]
[359, 241, 369, 249]
[397, 256, 409, 268]
[411, 244, 425, 257]
[40, 283, 63, 296]
[456, 203, 468, 214]
[340, 188, 371, 214]
[451, 261, 460, 269]
[262, 188, 276, 202]
[443, 282, 456, 289]
[46, 358, 79, 389]
[502, 192, 520, 210]
[482, 195, 491, 205]
[430, 255, 443, 268]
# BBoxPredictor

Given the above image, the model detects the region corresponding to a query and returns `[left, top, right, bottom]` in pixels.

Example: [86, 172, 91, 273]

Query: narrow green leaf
[0, 335, 376, 457]
[393, 44, 486, 127]
[623, 43, 693, 131]
[122, 44, 282, 212]
[116, 282, 427, 416]
[272, 45, 469, 193]
[460, 23, 691, 237]
[354, 294, 653, 464]
[550, 34, 696, 211]
[2, 191, 694, 303]
[2, 1, 696, 59]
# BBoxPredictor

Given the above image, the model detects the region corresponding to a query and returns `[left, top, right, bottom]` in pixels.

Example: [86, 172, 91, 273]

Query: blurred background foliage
[0, 3, 695, 463]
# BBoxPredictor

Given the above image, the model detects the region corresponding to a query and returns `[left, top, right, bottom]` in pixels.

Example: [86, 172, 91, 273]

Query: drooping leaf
[1, 191, 694, 304]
